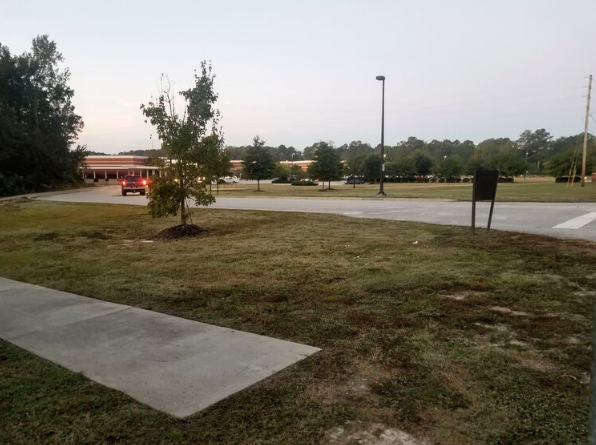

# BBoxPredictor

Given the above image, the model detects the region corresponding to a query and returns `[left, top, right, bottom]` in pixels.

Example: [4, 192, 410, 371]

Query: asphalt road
[36, 187, 596, 242]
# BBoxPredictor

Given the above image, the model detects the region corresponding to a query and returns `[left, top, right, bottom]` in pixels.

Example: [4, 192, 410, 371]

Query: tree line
[227, 129, 596, 181]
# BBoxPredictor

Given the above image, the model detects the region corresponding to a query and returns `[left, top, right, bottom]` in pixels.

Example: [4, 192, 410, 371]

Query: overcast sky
[2, 0, 595, 154]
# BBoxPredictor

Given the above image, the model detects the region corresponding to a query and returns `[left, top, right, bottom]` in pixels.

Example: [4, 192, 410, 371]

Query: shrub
[555, 176, 581, 183]
[498, 177, 515, 183]
[291, 180, 319, 186]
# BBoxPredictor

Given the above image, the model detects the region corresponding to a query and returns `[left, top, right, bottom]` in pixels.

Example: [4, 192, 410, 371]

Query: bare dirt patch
[490, 306, 530, 317]
[327, 423, 429, 445]
[441, 291, 486, 301]
[474, 322, 511, 333]
[307, 362, 390, 407]
[474, 323, 558, 372]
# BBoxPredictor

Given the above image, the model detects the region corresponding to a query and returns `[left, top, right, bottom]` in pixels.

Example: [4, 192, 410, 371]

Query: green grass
[210, 178, 596, 202]
[1, 199, 595, 444]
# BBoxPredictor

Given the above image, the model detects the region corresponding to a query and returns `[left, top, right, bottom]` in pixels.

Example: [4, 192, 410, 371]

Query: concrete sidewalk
[0, 277, 320, 418]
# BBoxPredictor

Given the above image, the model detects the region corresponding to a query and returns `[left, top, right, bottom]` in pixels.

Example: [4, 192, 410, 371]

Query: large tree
[141, 62, 221, 225]
[307, 141, 343, 190]
[243, 136, 275, 191]
[518, 129, 553, 174]
[0, 35, 85, 196]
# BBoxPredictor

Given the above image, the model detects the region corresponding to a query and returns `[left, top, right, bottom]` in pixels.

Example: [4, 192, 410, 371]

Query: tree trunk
[180, 177, 186, 225]
[257, 179, 260, 191]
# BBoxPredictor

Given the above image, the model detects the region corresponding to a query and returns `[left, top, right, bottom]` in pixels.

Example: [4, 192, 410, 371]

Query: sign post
[472, 169, 499, 234]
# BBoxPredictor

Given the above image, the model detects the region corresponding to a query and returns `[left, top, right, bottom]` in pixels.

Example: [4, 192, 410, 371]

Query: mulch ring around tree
[152, 224, 211, 241]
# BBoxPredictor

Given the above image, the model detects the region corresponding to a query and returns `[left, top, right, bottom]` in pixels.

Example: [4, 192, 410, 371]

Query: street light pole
[376, 75, 386, 196]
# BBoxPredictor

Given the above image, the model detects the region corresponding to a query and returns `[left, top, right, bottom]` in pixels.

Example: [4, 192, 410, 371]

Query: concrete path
[0, 277, 320, 418]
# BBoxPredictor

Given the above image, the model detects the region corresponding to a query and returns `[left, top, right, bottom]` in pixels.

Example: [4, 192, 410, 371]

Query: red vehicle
[121, 175, 147, 196]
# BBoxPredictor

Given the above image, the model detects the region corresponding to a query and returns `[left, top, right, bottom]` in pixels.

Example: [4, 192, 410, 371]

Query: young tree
[307, 141, 343, 190]
[243, 136, 275, 191]
[141, 62, 221, 226]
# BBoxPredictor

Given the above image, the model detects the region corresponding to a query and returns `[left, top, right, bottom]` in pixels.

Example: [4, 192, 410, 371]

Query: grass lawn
[1, 199, 595, 444]
[210, 178, 596, 202]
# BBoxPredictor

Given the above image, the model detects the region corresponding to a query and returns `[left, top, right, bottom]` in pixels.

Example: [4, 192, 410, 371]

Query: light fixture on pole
[376, 75, 386, 196]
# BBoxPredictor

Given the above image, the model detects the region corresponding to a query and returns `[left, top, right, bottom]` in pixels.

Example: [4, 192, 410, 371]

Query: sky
[2, 0, 595, 154]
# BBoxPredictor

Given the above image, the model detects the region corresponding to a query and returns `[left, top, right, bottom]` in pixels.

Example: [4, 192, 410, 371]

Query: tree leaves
[141, 62, 222, 224]
[0, 35, 85, 196]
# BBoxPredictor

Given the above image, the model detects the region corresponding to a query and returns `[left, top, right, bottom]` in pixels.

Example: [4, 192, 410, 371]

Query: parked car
[345, 176, 366, 184]
[121, 175, 147, 196]
[272, 176, 292, 183]
[218, 176, 240, 184]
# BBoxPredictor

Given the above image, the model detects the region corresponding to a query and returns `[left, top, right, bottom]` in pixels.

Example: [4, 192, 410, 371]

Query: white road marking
[554, 212, 596, 229]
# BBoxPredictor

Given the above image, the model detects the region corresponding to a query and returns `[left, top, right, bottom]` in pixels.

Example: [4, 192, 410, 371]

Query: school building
[83, 156, 313, 184]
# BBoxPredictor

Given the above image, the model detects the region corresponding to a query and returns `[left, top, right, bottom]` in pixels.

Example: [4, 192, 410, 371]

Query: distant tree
[544, 150, 577, 177]
[545, 146, 596, 178]
[518, 129, 552, 154]
[140, 62, 220, 226]
[87, 151, 109, 156]
[225, 145, 248, 160]
[118, 148, 167, 157]
[342, 140, 374, 160]
[363, 154, 382, 182]
[517, 129, 552, 174]
[345, 153, 367, 178]
[273, 144, 300, 162]
[307, 141, 342, 190]
[0, 35, 85, 195]
[550, 134, 584, 156]
[290, 162, 304, 177]
[397, 137, 426, 157]
[302, 143, 317, 160]
[198, 135, 231, 195]
[412, 152, 433, 175]
[243, 136, 275, 191]
[393, 156, 416, 177]
[274, 163, 291, 178]
[435, 155, 464, 178]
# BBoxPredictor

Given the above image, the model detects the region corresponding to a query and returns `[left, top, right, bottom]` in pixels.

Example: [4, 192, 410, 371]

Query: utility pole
[581, 75, 592, 187]
[589, 76, 596, 445]
[376, 75, 386, 196]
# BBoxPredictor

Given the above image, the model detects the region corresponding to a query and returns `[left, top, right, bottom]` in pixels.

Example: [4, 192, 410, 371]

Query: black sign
[473, 169, 499, 202]
[472, 169, 499, 233]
